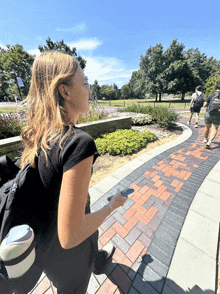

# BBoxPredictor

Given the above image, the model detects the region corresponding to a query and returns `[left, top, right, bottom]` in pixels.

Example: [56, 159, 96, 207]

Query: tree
[204, 73, 220, 98]
[112, 83, 118, 90]
[162, 40, 190, 100]
[163, 40, 218, 99]
[0, 44, 34, 101]
[91, 80, 101, 100]
[103, 86, 115, 100]
[162, 59, 194, 100]
[128, 70, 146, 98]
[140, 43, 165, 101]
[121, 84, 132, 99]
[111, 83, 121, 99]
[185, 48, 218, 91]
[39, 38, 86, 69]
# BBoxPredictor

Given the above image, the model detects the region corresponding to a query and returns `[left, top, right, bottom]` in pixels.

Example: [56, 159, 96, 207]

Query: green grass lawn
[180, 112, 205, 118]
[0, 107, 22, 114]
[0, 98, 192, 114]
[95, 98, 191, 109]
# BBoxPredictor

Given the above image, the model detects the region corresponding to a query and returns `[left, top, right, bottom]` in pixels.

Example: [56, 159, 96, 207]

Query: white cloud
[27, 48, 41, 57]
[84, 56, 137, 88]
[25, 45, 136, 88]
[35, 36, 44, 42]
[0, 42, 6, 49]
[68, 38, 102, 51]
[56, 23, 87, 34]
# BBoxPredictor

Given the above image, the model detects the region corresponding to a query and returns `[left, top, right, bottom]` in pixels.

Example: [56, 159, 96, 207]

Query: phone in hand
[107, 188, 134, 201]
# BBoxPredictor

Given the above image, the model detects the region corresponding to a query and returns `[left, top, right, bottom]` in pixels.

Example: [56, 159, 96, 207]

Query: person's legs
[44, 200, 97, 294]
[209, 125, 219, 141]
[195, 113, 200, 127]
[188, 107, 195, 124]
[45, 233, 95, 294]
[204, 124, 211, 141]
[188, 113, 193, 123]
[206, 125, 218, 149]
[204, 112, 212, 143]
[205, 114, 220, 148]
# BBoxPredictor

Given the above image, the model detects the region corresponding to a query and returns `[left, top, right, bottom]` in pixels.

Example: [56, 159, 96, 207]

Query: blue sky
[1, 0, 220, 88]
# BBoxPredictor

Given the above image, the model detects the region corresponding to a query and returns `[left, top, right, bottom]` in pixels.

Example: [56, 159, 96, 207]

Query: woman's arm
[57, 156, 127, 249]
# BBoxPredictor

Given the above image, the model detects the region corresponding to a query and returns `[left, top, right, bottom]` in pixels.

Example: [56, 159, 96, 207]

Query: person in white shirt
[188, 86, 204, 128]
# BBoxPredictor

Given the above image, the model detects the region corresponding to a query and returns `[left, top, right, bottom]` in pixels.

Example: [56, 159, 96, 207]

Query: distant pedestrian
[188, 86, 204, 128]
[203, 83, 220, 149]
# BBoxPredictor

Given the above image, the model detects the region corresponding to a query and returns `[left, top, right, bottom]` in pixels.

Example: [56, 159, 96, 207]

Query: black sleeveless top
[37, 126, 99, 243]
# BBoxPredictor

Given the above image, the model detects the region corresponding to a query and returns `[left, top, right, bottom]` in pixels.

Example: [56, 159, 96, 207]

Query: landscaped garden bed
[0, 103, 181, 161]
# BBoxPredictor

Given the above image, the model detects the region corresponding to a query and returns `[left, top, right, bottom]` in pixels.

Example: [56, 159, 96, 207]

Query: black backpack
[0, 155, 51, 283]
[208, 92, 220, 113]
[193, 92, 204, 108]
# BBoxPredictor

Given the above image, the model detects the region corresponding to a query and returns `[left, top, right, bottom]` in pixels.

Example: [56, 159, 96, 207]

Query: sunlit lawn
[0, 97, 192, 114]
[180, 112, 205, 118]
[0, 107, 22, 114]
[95, 97, 191, 109]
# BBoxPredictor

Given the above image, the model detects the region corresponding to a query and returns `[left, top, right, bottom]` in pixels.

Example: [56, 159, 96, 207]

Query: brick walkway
[29, 117, 220, 294]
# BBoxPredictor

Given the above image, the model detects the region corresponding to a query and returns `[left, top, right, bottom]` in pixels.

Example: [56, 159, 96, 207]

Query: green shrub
[95, 129, 157, 155]
[118, 103, 178, 129]
[118, 103, 153, 114]
[0, 113, 23, 139]
[151, 106, 178, 128]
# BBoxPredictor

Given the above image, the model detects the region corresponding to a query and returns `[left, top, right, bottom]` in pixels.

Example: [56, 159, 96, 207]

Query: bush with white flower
[107, 112, 152, 126]
[131, 113, 152, 125]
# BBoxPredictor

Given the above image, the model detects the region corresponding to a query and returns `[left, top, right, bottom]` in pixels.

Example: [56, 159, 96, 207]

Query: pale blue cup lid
[6, 225, 33, 245]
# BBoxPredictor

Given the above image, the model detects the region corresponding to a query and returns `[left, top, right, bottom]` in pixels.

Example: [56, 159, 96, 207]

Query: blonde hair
[20, 51, 79, 168]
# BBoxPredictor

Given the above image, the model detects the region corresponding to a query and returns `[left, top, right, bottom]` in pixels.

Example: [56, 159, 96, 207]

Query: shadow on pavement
[104, 254, 215, 294]
[211, 142, 220, 150]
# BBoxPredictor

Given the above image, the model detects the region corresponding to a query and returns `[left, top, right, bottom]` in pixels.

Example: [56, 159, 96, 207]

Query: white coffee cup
[0, 225, 35, 278]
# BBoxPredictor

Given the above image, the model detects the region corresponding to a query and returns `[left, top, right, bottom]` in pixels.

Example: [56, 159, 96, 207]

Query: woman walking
[10, 51, 128, 294]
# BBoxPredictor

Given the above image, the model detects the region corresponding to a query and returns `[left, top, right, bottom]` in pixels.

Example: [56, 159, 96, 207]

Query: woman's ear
[59, 84, 70, 101]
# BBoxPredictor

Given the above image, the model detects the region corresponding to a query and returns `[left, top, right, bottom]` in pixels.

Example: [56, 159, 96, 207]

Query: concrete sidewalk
[30, 117, 220, 294]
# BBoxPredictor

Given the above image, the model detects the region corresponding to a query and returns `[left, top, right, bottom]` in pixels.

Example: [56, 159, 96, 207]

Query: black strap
[3, 238, 37, 266]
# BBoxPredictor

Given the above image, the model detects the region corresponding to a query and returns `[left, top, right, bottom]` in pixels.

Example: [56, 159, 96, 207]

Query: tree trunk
[181, 93, 185, 101]
[155, 94, 158, 102]
[159, 93, 161, 102]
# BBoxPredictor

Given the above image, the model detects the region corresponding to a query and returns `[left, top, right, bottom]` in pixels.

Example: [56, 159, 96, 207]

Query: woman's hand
[109, 189, 128, 211]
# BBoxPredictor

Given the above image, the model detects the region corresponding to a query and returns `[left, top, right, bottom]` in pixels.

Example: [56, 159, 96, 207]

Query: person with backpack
[203, 83, 220, 149]
[187, 86, 204, 128]
[0, 51, 129, 294]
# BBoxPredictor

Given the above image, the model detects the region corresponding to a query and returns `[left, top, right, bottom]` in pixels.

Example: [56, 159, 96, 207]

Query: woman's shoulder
[63, 126, 94, 146]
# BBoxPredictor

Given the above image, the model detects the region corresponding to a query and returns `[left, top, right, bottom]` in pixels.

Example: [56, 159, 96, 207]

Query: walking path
[30, 117, 220, 294]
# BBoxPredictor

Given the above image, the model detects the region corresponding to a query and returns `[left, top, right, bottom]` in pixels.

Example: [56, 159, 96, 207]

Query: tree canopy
[39, 37, 86, 69]
[121, 84, 132, 99]
[91, 80, 101, 100]
[0, 39, 87, 101]
[204, 72, 220, 98]
[129, 39, 219, 101]
[0, 44, 34, 101]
